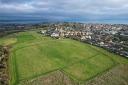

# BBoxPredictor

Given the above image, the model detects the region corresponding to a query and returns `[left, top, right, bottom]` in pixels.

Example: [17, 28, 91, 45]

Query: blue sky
[0, 0, 128, 23]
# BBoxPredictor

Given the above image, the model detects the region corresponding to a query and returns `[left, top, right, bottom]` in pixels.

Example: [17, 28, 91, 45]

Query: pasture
[0, 31, 127, 85]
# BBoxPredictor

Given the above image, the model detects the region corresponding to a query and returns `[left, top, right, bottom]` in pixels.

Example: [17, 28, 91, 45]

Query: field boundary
[12, 51, 99, 85]
[17, 54, 99, 84]
[61, 55, 118, 83]
[10, 38, 122, 85]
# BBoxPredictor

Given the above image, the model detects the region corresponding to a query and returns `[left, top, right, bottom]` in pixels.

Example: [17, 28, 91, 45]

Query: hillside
[0, 31, 128, 85]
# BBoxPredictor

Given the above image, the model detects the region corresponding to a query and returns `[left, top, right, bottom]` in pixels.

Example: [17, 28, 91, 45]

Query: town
[39, 23, 128, 58]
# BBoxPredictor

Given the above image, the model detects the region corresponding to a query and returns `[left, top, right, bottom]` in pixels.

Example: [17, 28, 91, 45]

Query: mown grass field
[0, 31, 128, 85]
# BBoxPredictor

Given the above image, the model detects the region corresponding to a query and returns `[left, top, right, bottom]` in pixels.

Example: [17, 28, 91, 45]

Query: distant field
[0, 31, 127, 85]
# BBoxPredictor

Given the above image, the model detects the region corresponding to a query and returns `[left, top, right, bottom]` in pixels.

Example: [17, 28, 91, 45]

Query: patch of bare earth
[19, 70, 76, 85]
[85, 64, 128, 85]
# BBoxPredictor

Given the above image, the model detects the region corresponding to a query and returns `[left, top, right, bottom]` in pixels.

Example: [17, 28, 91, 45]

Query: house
[86, 35, 91, 39]
[99, 42, 105, 46]
[81, 36, 86, 40]
[51, 31, 59, 38]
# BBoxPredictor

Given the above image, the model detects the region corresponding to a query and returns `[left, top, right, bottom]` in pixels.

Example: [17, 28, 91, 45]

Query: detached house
[51, 31, 59, 38]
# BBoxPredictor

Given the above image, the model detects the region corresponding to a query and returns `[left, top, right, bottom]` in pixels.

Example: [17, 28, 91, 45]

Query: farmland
[0, 31, 128, 85]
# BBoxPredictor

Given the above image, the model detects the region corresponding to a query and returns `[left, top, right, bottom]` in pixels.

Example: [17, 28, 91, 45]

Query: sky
[0, 0, 128, 23]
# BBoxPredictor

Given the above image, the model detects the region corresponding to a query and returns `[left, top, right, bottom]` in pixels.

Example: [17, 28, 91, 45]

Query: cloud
[0, 0, 128, 23]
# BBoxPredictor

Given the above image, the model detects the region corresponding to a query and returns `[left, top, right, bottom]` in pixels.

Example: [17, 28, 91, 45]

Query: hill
[0, 31, 128, 85]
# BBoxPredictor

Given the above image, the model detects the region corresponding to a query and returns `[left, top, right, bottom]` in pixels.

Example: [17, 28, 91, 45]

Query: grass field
[0, 31, 128, 85]
[85, 64, 128, 85]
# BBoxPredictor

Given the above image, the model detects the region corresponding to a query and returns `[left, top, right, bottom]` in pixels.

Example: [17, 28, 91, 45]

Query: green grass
[14, 39, 99, 80]
[63, 54, 116, 81]
[17, 34, 35, 43]
[0, 31, 127, 85]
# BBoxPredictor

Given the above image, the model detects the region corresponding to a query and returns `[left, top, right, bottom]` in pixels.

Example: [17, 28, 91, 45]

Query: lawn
[0, 31, 127, 85]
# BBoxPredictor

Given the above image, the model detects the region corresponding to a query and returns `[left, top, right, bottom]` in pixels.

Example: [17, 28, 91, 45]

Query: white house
[81, 36, 86, 40]
[51, 32, 59, 37]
